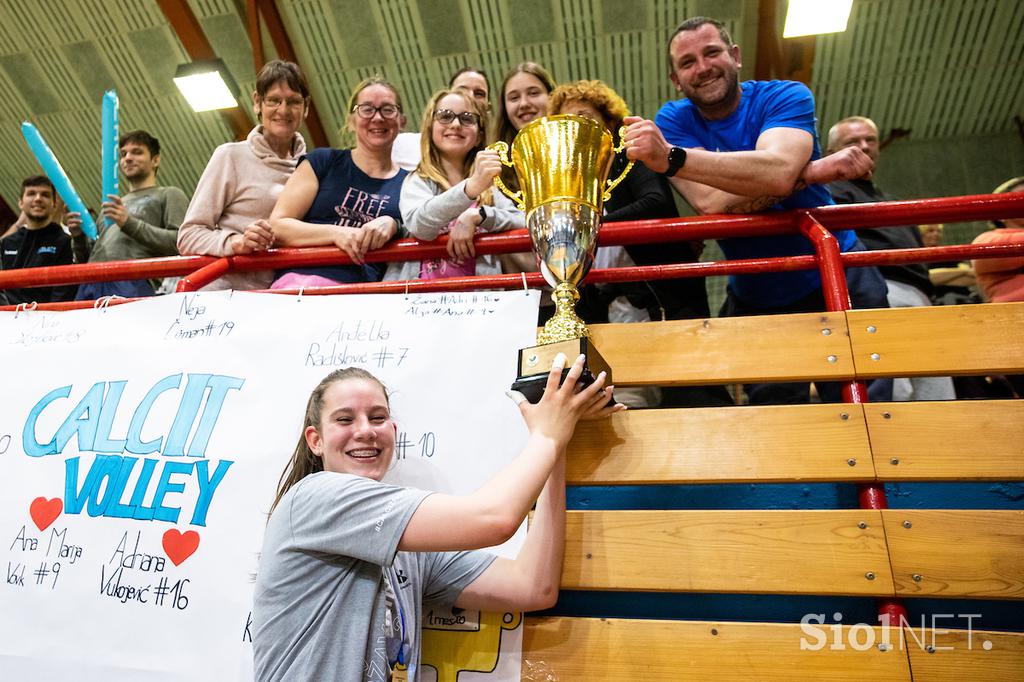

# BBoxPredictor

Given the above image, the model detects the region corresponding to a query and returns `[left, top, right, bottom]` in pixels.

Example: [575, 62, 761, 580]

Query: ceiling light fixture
[783, 0, 853, 38]
[173, 59, 240, 112]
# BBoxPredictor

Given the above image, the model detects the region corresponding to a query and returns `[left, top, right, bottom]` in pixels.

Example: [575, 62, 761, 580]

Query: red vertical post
[798, 212, 907, 623]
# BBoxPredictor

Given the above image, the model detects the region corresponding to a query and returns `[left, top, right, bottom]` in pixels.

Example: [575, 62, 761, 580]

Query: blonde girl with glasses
[385, 88, 524, 282]
[270, 77, 408, 288]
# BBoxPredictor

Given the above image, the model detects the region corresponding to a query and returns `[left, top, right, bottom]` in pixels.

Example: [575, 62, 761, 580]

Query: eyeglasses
[433, 109, 480, 127]
[262, 97, 306, 109]
[352, 103, 402, 119]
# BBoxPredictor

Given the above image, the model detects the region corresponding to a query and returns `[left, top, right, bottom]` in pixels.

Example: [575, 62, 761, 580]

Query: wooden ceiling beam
[256, 0, 330, 148]
[157, 0, 253, 141]
[247, 0, 265, 73]
[754, 0, 783, 81]
[754, 0, 815, 86]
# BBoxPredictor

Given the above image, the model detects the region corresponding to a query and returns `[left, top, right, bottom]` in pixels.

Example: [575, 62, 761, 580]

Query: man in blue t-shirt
[623, 16, 891, 403]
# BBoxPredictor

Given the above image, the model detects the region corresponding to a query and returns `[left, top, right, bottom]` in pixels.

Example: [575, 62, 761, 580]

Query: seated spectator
[270, 78, 407, 287]
[920, 223, 943, 248]
[386, 88, 522, 281]
[1, 176, 80, 305]
[548, 79, 730, 408]
[917, 223, 977, 303]
[827, 115, 952, 401]
[972, 176, 1024, 303]
[74, 130, 189, 300]
[177, 60, 309, 291]
[392, 67, 491, 171]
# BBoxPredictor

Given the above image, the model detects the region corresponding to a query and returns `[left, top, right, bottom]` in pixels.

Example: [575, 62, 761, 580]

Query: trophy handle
[603, 127, 635, 202]
[486, 141, 525, 211]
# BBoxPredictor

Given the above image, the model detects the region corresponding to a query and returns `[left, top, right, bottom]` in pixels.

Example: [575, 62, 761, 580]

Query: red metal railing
[2, 193, 1023, 300]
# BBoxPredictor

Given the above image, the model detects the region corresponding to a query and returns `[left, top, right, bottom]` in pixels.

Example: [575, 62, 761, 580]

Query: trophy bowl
[489, 114, 632, 401]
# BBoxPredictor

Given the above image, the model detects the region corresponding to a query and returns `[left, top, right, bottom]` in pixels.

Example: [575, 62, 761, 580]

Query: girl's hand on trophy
[622, 116, 670, 173]
[465, 150, 503, 199]
[517, 354, 625, 449]
[447, 209, 479, 262]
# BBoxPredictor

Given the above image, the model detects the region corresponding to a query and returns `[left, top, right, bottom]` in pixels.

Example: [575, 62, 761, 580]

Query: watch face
[666, 146, 686, 174]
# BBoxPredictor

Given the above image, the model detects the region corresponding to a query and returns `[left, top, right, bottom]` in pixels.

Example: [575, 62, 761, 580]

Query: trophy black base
[511, 337, 613, 404]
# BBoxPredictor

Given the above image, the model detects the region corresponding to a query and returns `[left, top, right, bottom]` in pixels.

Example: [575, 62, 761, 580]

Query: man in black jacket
[827, 116, 955, 401]
[0, 176, 80, 305]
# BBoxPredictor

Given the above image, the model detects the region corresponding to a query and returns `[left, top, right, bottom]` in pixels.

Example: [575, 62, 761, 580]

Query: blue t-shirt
[656, 80, 856, 307]
[285, 148, 408, 283]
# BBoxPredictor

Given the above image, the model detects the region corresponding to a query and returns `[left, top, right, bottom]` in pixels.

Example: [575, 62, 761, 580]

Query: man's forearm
[674, 167, 811, 215]
[678, 147, 804, 198]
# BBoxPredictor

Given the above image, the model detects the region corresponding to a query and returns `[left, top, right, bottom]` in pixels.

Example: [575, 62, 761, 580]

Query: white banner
[0, 290, 539, 681]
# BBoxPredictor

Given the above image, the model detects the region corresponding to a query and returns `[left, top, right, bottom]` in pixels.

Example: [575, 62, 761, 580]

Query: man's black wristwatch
[663, 146, 687, 177]
[478, 205, 488, 224]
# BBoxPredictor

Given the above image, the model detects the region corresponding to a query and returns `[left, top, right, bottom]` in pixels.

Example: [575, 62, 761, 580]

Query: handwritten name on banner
[0, 290, 538, 681]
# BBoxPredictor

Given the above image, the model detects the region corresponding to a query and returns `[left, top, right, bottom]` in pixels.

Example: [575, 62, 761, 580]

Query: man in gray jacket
[75, 130, 189, 300]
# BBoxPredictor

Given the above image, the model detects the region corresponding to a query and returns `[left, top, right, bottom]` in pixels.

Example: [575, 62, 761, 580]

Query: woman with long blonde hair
[386, 88, 523, 281]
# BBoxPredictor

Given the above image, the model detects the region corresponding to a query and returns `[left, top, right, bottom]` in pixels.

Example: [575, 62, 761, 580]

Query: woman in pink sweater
[972, 177, 1024, 303]
[176, 60, 309, 290]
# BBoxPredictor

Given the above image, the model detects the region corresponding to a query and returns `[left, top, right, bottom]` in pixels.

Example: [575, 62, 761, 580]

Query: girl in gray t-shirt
[253, 356, 623, 681]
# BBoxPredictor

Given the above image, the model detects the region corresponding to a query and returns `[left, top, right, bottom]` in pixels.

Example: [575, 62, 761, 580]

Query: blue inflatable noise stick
[21, 121, 98, 240]
[102, 90, 119, 230]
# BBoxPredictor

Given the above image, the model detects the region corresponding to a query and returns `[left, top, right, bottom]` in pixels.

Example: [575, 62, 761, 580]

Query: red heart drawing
[29, 497, 63, 532]
[162, 529, 200, 566]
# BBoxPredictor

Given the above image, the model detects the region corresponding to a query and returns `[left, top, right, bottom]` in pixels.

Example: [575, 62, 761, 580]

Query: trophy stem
[537, 282, 590, 344]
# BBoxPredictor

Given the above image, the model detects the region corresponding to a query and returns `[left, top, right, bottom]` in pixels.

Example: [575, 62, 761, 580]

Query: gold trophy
[489, 114, 632, 402]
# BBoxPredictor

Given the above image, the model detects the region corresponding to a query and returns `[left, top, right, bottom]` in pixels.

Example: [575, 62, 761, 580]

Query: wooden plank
[562, 510, 894, 596]
[846, 303, 1024, 378]
[866, 401, 1024, 481]
[906, 628, 1024, 682]
[883, 510, 1024, 599]
[567, 403, 875, 484]
[587, 311, 854, 385]
[522, 618, 913, 681]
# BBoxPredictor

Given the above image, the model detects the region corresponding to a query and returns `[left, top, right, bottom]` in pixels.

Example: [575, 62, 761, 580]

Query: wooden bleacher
[523, 301, 1024, 680]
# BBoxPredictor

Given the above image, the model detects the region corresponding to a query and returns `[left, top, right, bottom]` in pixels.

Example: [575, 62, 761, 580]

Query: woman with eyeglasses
[385, 88, 523, 282]
[392, 67, 492, 172]
[177, 60, 308, 290]
[270, 78, 408, 288]
[253, 358, 623, 681]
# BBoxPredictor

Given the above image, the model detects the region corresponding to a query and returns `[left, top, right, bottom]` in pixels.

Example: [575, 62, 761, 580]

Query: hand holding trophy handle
[602, 126, 635, 203]
[486, 141, 526, 211]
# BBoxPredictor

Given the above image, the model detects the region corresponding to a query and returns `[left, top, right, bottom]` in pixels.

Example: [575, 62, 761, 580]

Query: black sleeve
[603, 155, 678, 224]
[50, 236, 77, 302]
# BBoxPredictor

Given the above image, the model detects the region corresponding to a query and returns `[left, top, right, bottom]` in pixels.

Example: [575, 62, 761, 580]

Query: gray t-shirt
[253, 471, 496, 681]
[77, 185, 188, 263]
